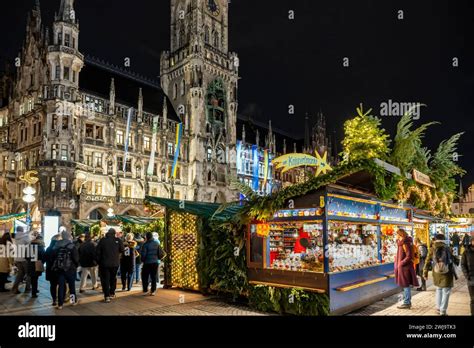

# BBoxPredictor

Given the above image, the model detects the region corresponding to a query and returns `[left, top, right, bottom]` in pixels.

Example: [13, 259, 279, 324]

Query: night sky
[1, 0, 474, 187]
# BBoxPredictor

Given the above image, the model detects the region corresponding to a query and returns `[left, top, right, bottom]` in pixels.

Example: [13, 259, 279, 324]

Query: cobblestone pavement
[1, 271, 469, 316]
[348, 270, 470, 316]
[0, 274, 268, 316]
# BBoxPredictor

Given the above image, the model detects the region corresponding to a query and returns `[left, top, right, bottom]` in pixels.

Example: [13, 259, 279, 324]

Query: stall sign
[273, 151, 332, 176]
[380, 205, 410, 223]
[327, 195, 377, 220]
[413, 169, 436, 188]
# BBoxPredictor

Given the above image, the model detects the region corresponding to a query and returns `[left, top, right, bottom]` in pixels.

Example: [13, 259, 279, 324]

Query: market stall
[0, 212, 27, 236]
[144, 196, 243, 293]
[247, 184, 416, 315]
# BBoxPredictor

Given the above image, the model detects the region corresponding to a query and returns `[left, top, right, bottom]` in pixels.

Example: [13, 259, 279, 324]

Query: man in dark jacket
[96, 228, 124, 303]
[141, 232, 165, 296]
[461, 236, 474, 316]
[78, 233, 99, 293]
[51, 230, 80, 309]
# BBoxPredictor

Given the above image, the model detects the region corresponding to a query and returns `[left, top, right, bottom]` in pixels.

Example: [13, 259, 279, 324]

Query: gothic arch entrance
[88, 207, 107, 220]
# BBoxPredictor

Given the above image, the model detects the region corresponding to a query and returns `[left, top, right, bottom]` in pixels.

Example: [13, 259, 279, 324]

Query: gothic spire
[304, 113, 310, 151]
[109, 78, 115, 115]
[162, 96, 168, 128]
[56, 0, 76, 24]
[138, 88, 143, 121]
[458, 180, 464, 201]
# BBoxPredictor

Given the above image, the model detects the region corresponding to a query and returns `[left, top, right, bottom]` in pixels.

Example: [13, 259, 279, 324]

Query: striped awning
[115, 216, 159, 225]
[0, 212, 27, 223]
[71, 219, 99, 228]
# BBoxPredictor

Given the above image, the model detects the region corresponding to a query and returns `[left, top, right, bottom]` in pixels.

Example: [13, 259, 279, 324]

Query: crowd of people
[394, 228, 474, 316]
[0, 226, 165, 309]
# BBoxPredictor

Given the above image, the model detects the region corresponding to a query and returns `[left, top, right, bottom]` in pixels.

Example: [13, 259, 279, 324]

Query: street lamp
[22, 185, 36, 233]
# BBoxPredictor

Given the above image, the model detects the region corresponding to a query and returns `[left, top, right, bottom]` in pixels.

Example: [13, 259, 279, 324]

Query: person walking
[423, 234, 457, 316]
[415, 238, 428, 291]
[11, 226, 32, 294]
[462, 233, 471, 252]
[461, 236, 474, 316]
[134, 234, 144, 284]
[44, 235, 60, 307]
[51, 230, 80, 310]
[141, 232, 165, 296]
[96, 228, 124, 303]
[27, 234, 45, 298]
[451, 232, 461, 257]
[120, 233, 137, 291]
[395, 229, 419, 309]
[78, 233, 99, 293]
[0, 233, 13, 292]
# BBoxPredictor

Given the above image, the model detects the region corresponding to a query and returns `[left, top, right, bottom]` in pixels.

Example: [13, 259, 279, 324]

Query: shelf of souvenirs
[269, 251, 324, 273]
[273, 208, 324, 219]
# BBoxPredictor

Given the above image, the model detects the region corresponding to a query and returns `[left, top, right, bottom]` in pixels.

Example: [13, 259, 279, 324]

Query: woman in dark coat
[43, 236, 60, 306]
[395, 229, 419, 309]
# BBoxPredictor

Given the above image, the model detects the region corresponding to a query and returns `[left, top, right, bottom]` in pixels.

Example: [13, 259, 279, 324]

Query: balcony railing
[48, 45, 84, 60]
[80, 194, 115, 203]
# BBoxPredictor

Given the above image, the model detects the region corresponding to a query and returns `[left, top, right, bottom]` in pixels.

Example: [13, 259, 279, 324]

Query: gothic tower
[160, 0, 239, 203]
[40, 0, 84, 225]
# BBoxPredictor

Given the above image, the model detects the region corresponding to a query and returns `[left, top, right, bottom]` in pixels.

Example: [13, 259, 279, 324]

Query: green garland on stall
[244, 159, 394, 221]
[197, 218, 248, 300]
[248, 285, 330, 316]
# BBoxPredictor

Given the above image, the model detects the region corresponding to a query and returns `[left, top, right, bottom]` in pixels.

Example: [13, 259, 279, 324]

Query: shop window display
[268, 222, 324, 272]
[380, 224, 413, 263]
[327, 221, 379, 272]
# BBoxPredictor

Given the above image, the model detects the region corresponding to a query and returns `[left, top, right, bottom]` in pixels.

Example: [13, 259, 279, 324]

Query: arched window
[213, 32, 219, 49]
[173, 83, 178, 100]
[204, 26, 210, 44]
[180, 79, 185, 96]
[207, 147, 212, 162]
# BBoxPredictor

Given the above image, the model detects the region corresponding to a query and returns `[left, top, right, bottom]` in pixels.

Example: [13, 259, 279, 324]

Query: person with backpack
[96, 228, 124, 303]
[461, 236, 474, 315]
[423, 233, 458, 316]
[120, 233, 137, 291]
[141, 232, 165, 296]
[414, 238, 428, 291]
[78, 233, 99, 293]
[51, 230, 80, 309]
[395, 229, 419, 309]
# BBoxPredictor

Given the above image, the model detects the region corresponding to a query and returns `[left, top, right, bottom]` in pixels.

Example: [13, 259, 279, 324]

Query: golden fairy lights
[396, 182, 454, 216]
[169, 211, 199, 290]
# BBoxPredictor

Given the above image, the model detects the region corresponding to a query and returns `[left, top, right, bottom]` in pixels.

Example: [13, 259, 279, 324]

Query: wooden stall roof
[145, 196, 243, 221]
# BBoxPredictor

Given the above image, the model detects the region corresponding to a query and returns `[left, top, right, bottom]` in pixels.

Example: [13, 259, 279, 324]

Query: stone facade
[0, 0, 241, 228]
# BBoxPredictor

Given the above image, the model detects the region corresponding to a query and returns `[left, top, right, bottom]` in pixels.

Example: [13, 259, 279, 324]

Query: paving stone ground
[349, 269, 470, 316]
[0, 270, 470, 316]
